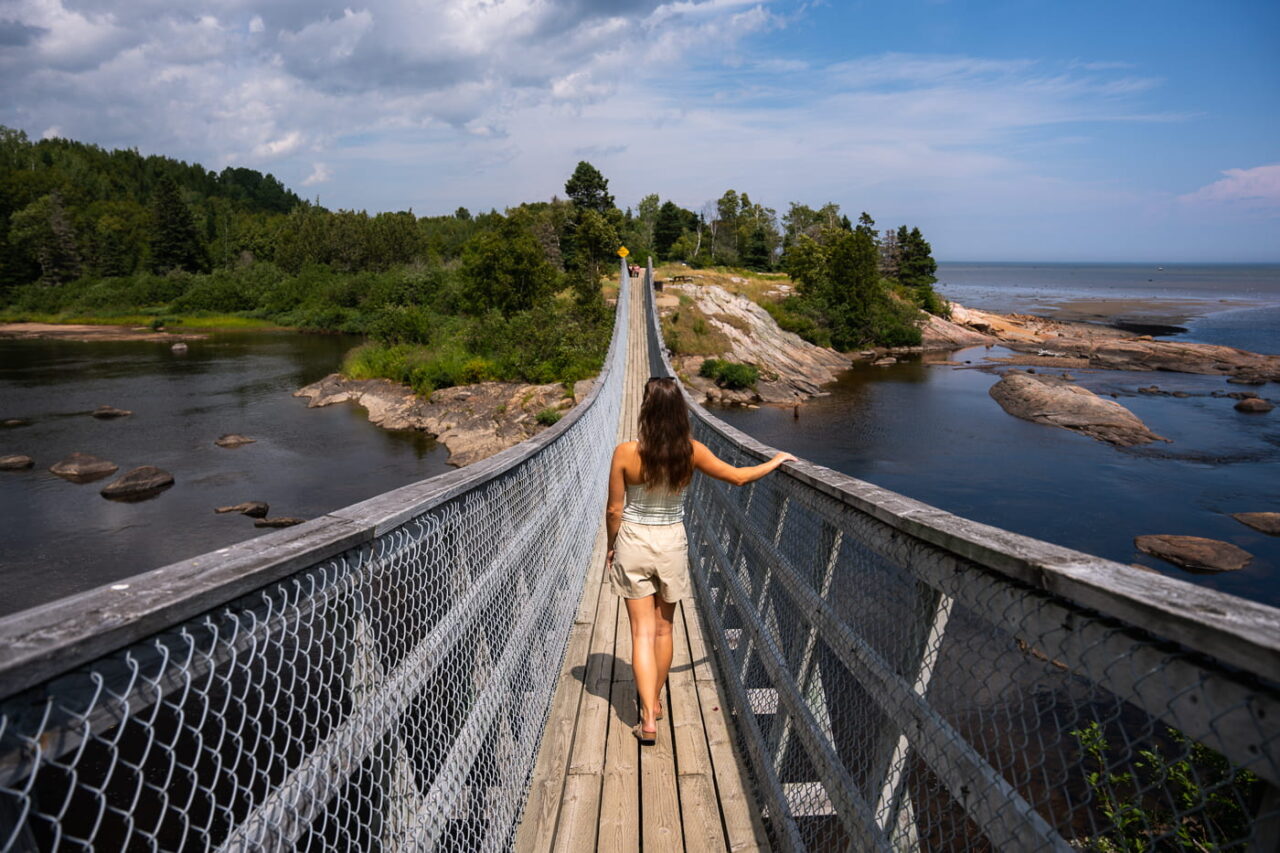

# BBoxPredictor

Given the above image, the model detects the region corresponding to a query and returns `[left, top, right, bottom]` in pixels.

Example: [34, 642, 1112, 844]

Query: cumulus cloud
[1179, 164, 1280, 207]
[301, 161, 332, 186]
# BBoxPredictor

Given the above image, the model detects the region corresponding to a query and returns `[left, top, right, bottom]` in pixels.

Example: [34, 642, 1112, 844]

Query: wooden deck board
[515, 273, 770, 852]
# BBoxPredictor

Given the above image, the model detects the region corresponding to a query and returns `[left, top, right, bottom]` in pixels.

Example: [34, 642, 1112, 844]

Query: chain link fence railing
[644, 259, 1280, 852]
[0, 263, 631, 853]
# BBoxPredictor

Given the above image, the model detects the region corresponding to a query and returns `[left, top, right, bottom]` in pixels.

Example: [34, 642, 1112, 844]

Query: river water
[717, 263, 1280, 606]
[0, 332, 450, 616]
[3, 264, 1279, 614]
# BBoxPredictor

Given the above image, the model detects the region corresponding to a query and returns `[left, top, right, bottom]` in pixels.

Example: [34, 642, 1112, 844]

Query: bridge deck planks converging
[515, 275, 770, 852]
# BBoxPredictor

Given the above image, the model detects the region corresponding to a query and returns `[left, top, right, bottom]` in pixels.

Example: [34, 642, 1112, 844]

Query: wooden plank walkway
[515, 277, 770, 852]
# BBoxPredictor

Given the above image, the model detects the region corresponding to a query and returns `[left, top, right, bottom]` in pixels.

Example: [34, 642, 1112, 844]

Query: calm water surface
[717, 351, 1280, 605]
[0, 332, 450, 615]
[720, 263, 1280, 606]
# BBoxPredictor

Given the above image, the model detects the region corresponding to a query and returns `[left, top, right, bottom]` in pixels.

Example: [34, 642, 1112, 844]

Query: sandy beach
[0, 323, 208, 342]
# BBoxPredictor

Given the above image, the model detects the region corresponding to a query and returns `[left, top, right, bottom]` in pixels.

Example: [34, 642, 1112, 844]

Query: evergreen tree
[899, 226, 938, 289]
[879, 228, 901, 280]
[742, 224, 771, 270]
[652, 200, 685, 259]
[564, 161, 614, 213]
[567, 208, 618, 311]
[148, 177, 207, 273]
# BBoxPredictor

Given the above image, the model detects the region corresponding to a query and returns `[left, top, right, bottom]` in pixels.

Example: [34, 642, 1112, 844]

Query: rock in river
[50, 452, 119, 483]
[1134, 534, 1252, 572]
[0, 455, 34, 470]
[1233, 512, 1280, 536]
[988, 371, 1167, 447]
[214, 434, 256, 448]
[100, 466, 174, 499]
[255, 517, 305, 528]
[2, 418, 29, 428]
[92, 405, 132, 419]
[215, 501, 269, 518]
[1234, 397, 1274, 413]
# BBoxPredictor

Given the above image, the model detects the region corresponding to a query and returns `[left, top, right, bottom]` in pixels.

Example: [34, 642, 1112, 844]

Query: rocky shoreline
[294, 374, 589, 467]
[0, 322, 208, 342]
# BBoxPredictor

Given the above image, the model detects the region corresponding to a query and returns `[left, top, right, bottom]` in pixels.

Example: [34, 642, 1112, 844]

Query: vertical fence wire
[644, 258, 1280, 852]
[0, 264, 631, 853]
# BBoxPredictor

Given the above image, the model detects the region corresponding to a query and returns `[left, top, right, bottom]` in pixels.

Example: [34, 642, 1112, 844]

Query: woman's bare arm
[691, 439, 796, 487]
[604, 443, 630, 568]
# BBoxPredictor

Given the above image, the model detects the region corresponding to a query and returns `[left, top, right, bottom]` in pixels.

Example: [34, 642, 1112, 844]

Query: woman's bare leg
[625, 595, 660, 733]
[652, 598, 676, 715]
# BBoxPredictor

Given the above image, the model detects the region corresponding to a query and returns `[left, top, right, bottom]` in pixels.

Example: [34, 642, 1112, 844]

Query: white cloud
[1179, 164, 1280, 206]
[301, 161, 332, 185]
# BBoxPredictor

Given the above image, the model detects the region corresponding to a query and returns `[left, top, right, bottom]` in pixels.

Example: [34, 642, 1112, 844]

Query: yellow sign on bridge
[617, 246, 630, 258]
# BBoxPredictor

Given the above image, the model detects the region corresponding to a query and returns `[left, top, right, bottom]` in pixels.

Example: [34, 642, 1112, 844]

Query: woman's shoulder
[613, 440, 639, 458]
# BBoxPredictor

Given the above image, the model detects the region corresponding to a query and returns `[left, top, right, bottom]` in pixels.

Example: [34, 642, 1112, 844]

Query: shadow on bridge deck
[516, 272, 769, 852]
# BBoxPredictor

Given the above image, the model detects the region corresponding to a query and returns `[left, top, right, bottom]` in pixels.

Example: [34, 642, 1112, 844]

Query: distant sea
[717, 261, 1280, 606]
[936, 262, 1280, 354]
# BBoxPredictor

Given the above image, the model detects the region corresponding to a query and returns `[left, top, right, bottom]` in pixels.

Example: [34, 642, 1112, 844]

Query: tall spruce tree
[149, 177, 207, 273]
[564, 161, 614, 213]
[652, 200, 685, 259]
[899, 226, 937, 289]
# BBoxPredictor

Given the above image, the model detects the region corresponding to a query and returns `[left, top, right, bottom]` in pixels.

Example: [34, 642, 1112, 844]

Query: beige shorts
[611, 520, 690, 603]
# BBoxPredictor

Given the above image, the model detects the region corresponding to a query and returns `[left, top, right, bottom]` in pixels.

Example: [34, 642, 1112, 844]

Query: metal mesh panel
[643, 259, 1280, 852]
[0, 268, 630, 852]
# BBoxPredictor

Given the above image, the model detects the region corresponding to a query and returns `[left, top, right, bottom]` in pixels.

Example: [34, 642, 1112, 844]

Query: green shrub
[699, 358, 759, 390]
[536, 408, 562, 426]
[367, 304, 434, 345]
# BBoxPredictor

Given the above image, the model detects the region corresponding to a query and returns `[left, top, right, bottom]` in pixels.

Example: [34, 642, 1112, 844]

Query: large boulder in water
[0, 455, 34, 470]
[100, 466, 174, 500]
[1232, 512, 1280, 536]
[1234, 397, 1274, 413]
[989, 371, 1167, 447]
[50, 452, 119, 483]
[1134, 534, 1252, 572]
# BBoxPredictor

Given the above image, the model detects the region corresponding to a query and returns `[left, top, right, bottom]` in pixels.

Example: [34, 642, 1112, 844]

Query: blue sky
[1, 0, 1277, 261]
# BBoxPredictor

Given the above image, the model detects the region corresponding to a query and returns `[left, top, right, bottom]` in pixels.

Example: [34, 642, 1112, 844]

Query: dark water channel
[716, 348, 1280, 607]
[0, 332, 451, 616]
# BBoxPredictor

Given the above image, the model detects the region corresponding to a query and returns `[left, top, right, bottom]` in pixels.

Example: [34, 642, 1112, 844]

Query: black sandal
[632, 724, 657, 745]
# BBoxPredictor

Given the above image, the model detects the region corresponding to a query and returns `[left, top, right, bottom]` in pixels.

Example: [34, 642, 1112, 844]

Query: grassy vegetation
[660, 296, 733, 356]
[0, 310, 282, 330]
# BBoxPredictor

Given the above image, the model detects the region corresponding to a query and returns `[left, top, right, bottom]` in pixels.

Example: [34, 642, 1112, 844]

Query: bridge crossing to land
[0, 260, 1277, 852]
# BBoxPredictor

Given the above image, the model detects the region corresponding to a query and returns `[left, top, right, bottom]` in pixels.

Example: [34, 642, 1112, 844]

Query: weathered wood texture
[515, 267, 768, 852]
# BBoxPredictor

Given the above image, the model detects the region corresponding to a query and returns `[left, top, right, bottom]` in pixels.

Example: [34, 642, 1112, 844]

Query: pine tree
[653, 201, 685, 259]
[742, 224, 771, 270]
[564, 162, 614, 213]
[899, 226, 937, 289]
[148, 177, 207, 273]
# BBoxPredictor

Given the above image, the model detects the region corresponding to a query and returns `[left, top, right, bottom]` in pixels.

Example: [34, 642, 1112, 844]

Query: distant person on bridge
[605, 377, 795, 744]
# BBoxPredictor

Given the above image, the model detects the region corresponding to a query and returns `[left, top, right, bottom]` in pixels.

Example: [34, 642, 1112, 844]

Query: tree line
[0, 128, 625, 392]
[616, 190, 943, 348]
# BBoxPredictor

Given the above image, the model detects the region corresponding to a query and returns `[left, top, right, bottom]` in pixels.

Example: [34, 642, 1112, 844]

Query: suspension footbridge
[1, 260, 1277, 851]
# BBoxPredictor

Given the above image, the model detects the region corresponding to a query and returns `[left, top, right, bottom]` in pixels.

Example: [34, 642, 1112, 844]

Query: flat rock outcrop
[0, 455, 34, 470]
[295, 375, 574, 467]
[920, 310, 997, 350]
[666, 284, 851, 404]
[101, 466, 174, 499]
[1233, 512, 1280, 535]
[216, 501, 269, 518]
[989, 371, 1167, 446]
[1134, 534, 1252, 572]
[50, 452, 119, 483]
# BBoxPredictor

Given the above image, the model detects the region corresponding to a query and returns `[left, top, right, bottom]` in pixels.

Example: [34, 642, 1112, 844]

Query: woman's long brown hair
[638, 377, 693, 491]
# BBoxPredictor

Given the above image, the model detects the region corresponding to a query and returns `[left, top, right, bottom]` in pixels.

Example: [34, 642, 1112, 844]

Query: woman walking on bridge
[605, 377, 795, 744]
